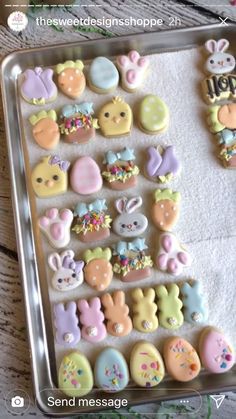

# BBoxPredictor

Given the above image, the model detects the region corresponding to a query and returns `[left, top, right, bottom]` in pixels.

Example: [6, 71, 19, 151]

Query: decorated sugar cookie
[59, 103, 98, 144]
[204, 39, 236, 75]
[58, 351, 93, 397]
[131, 288, 158, 333]
[181, 281, 208, 324]
[72, 199, 112, 243]
[116, 50, 150, 92]
[56, 60, 85, 99]
[78, 297, 107, 343]
[101, 291, 132, 337]
[48, 250, 84, 292]
[102, 147, 139, 190]
[21, 67, 57, 105]
[163, 337, 201, 382]
[88, 57, 119, 94]
[29, 110, 60, 150]
[207, 103, 236, 133]
[94, 348, 129, 392]
[202, 74, 236, 104]
[155, 284, 183, 329]
[113, 196, 148, 238]
[54, 301, 80, 347]
[130, 341, 165, 387]
[156, 232, 192, 276]
[218, 129, 236, 168]
[199, 327, 235, 373]
[98, 97, 132, 138]
[38, 207, 73, 248]
[145, 145, 181, 183]
[152, 189, 181, 231]
[83, 247, 113, 291]
[138, 95, 169, 134]
[31, 155, 70, 198]
[70, 156, 102, 195]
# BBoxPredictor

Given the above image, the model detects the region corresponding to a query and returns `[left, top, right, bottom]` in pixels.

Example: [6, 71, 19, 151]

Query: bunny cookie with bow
[48, 250, 84, 292]
[78, 297, 107, 343]
[101, 290, 132, 337]
[113, 196, 148, 238]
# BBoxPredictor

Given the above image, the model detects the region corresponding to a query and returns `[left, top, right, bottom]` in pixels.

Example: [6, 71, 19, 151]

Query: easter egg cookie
[152, 189, 181, 231]
[155, 284, 183, 330]
[163, 337, 201, 382]
[70, 156, 102, 195]
[21, 67, 57, 105]
[31, 155, 70, 198]
[181, 281, 208, 324]
[78, 297, 107, 343]
[54, 301, 81, 347]
[48, 250, 84, 292]
[38, 207, 73, 249]
[58, 351, 93, 397]
[113, 238, 153, 282]
[72, 199, 112, 243]
[83, 247, 113, 291]
[145, 146, 181, 183]
[116, 50, 150, 92]
[101, 291, 132, 337]
[29, 110, 60, 150]
[138, 94, 169, 134]
[156, 232, 192, 276]
[94, 348, 129, 392]
[199, 327, 235, 373]
[88, 57, 119, 94]
[102, 147, 139, 190]
[59, 103, 98, 144]
[130, 341, 165, 387]
[98, 97, 132, 138]
[131, 288, 158, 333]
[113, 196, 148, 238]
[56, 60, 85, 99]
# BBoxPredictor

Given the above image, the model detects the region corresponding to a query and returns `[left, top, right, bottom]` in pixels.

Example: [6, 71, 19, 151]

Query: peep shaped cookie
[70, 156, 102, 195]
[113, 196, 148, 238]
[58, 351, 93, 397]
[131, 288, 158, 333]
[181, 281, 208, 324]
[88, 57, 119, 94]
[54, 301, 81, 347]
[138, 94, 169, 134]
[83, 247, 113, 291]
[116, 50, 150, 92]
[59, 103, 98, 144]
[29, 110, 60, 150]
[101, 291, 132, 337]
[145, 145, 181, 183]
[98, 97, 132, 138]
[152, 189, 181, 231]
[48, 250, 84, 292]
[94, 348, 129, 393]
[156, 232, 192, 276]
[31, 155, 70, 198]
[72, 199, 112, 243]
[56, 60, 85, 99]
[38, 207, 73, 249]
[78, 297, 106, 343]
[155, 284, 183, 329]
[102, 147, 139, 190]
[130, 341, 165, 388]
[21, 67, 57, 105]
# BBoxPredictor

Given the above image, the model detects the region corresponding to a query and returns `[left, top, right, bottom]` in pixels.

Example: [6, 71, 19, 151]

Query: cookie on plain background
[88, 56, 119, 94]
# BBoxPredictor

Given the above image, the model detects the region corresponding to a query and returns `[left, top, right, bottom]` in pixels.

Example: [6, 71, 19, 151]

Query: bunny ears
[115, 196, 142, 214]
[205, 39, 229, 54]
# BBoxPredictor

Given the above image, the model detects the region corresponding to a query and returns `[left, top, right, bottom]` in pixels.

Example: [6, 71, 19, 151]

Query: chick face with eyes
[98, 96, 133, 138]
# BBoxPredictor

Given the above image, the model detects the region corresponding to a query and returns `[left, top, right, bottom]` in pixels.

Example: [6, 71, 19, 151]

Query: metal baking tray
[1, 23, 236, 416]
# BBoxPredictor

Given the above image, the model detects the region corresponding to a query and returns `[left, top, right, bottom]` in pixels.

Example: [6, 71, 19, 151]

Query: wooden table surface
[0, 1, 235, 417]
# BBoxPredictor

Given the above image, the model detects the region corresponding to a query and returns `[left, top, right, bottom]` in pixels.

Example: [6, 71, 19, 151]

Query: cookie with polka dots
[151, 189, 181, 231]
[83, 247, 113, 291]
[56, 60, 86, 99]
[138, 94, 169, 134]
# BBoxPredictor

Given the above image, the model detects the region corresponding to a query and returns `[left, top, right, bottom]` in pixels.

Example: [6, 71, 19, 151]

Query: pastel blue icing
[94, 348, 129, 392]
[104, 147, 135, 164]
[181, 281, 208, 324]
[113, 238, 148, 256]
[61, 102, 94, 118]
[217, 129, 236, 146]
[89, 57, 119, 90]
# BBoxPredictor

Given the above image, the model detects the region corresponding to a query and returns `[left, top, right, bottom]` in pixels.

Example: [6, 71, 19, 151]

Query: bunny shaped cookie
[113, 196, 148, 237]
[48, 250, 84, 291]
[155, 284, 184, 330]
[77, 297, 106, 343]
[205, 39, 236, 75]
[101, 291, 132, 337]
[54, 301, 81, 347]
[131, 288, 158, 333]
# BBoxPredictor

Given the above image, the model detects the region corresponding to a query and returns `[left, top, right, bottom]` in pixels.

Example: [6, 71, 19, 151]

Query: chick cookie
[88, 57, 119, 94]
[31, 155, 70, 198]
[29, 110, 60, 150]
[56, 60, 85, 99]
[138, 95, 169, 134]
[98, 97, 132, 138]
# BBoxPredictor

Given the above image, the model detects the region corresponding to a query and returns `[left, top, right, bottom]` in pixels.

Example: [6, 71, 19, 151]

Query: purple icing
[54, 301, 81, 347]
[62, 255, 84, 274]
[49, 155, 70, 172]
[146, 146, 180, 178]
[21, 67, 57, 101]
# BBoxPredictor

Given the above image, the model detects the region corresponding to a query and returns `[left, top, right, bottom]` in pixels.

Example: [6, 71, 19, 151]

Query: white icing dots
[165, 212, 169, 217]
[69, 76, 74, 80]
[160, 204, 164, 209]
[92, 276, 96, 281]
[144, 106, 150, 112]
[172, 206, 176, 211]
[75, 69, 80, 74]
[68, 87, 72, 92]
[95, 265, 100, 270]
[61, 72, 65, 77]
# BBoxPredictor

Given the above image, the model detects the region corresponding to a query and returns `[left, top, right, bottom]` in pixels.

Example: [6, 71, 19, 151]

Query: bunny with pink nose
[113, 196, 148, 238]
[205, 39, 235, 75]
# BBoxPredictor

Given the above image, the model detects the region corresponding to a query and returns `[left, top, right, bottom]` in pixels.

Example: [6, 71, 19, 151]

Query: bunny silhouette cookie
[116, 50, 150, 92]
[113, 196, 148, 238]
[54, 301, 80, 347]
[78, 297, 107, 343]
[156, 232, 192, 276]
[181, 281, 208, 324]
[155, 284, 184, 330]
[83, 247, 113, 291]
[131, 288, 158, 333]
[38, 207, 73, 248]
[101, 291, 132, 337]
[48, 250, 84, 292]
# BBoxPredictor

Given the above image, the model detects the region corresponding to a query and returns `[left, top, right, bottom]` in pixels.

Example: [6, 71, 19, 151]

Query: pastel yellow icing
[98, 97, 132, 137]
[155, 284, 183, 330]
[29, 110, 57, 125]
[31, 156, 68, 198]
[56, 60, 84, 74]
[207, 106, 224, 133]
[139, 95, 169, 133]
[130, 341, 165, 387]
[131, 288, 158, 333]
[58, 351, 93, 397]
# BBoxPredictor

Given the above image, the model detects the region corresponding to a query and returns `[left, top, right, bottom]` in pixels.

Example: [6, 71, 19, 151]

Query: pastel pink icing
[200, 329, 235, 373]
[156, 232, 192, 276]
[70, 156, 102, 195]
[78, 297, 106, 343]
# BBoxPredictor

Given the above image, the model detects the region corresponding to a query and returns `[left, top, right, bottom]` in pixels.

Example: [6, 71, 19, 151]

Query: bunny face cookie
[113, 197, 148, 238]
[102, 147, 139, 190]
[131, 288, 158, 333]
[152, 189, 181, 231]
[156, 232, 192, 276]
[205, 39, 235, 75]
[54, 301, 80, 347]
[29, 110, 60, 150]
[98, 97, 132, 138]
[83, 247, 113, 291]
[59, 103, 98, 144]
[56, 60, 86, 99]
[78, 297, 107, 343]
[116, 50, 150, 92]
[48, 250, 84, 292]
[145, 146, 181, 183]
[155, 284, 183, 329]
[101, 291, 132, 337]
[21, 67, 57, 105]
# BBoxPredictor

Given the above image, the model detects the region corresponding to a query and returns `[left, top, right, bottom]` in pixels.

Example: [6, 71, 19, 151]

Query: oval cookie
[130, 341, 165, 387]
[58, 351, 93, 397]
[94, 348, 129, 392]
[88, 57, 119, 94]
[70, 156, 102, 195]
[138, 95, 169, 134]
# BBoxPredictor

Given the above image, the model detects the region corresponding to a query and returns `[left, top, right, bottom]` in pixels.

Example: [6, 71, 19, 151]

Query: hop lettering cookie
[152, 189, 181, 231]
[113, 196, 148, 238]
[155, 284, 183, 330]
[83, 247, 113, 291]
[181, 281, 208, 324]
[156, 232, 192, 276]
[138, 94, 169, 134]
[21, 67, 57, 105]
[56, 60, 85, 99]
[116, 50, 150, 92]
[48, 250, 84, 292]
[59, 103, 98, 144]
[88, 57, 119, 94]
[94, 348, 129, 393]
[70, 156, 102, 195]
[101, 291, 132, 337]
[58, 351, 93, 397]
[131, 288, 158, 333]
[102, 147, 139, 190]
[54, 301, 81, 347]
[78, 297, 107, 343]
[98, 97, 132, 138]
[29, 110, 60, 150]
[145, 145, 181, 183]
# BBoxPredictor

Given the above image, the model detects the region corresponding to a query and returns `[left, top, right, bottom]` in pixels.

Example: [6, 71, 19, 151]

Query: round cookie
[138, 95, 169, 134]
[152, 189, 181, 231]
[21, 67, 57, 105]
[116, 50, 150, 92]
[58, 351, 93, 397]
[130, 341, 165, 387]
[83, 247, 113, 291]
[163, 337, 201, 382]
[94, 348, 129, 392]
[29, 110, 60, 150]
[98, 97, 133, 138]
[113, 196, 148, 238]
[88, 57, 119, 94]
[56, 60, 85, 99]
[145, 145, 181, 183]
[48, 250, 84, 292]
[70, 156, 102, 195]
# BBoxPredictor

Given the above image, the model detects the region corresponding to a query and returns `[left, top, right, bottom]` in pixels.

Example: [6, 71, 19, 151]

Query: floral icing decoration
[113, 238, 153, 277]
[102, 147, 139, 184]
[59, 103, 99, 135]
[72, 199, 112, 235]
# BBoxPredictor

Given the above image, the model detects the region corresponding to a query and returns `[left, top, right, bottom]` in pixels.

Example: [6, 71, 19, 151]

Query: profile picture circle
[7, 11, 28, 32]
